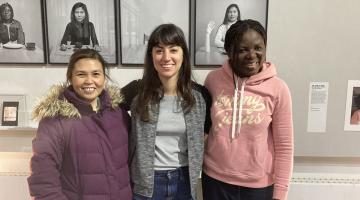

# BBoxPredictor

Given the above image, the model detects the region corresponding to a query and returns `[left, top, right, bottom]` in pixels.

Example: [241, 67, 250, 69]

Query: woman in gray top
[121, 23, 211, 200]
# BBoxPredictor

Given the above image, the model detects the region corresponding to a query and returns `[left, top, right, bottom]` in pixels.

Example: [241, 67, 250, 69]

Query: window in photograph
[120, 0, 190, 65]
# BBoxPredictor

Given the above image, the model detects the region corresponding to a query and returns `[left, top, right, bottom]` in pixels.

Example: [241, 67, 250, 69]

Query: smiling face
[74, 7, 86, 22]
[70, 58, 105, 106]
[232, 29, 266, 77]
[227, 7, 238, 23]
[152, 43, 183, 83]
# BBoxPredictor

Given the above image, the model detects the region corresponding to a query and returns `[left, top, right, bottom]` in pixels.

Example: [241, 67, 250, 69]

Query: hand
[60, 44, 67, 51]
[94, 44, 101, 52]
[206, 21, 216, 34]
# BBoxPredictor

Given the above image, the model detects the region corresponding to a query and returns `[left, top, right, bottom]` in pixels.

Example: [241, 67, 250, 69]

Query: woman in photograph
[213, 4, 241, 49]
[202, 19, 293, 200]
[28, 49, 132, 200]
[0, 3, 25, 45]
[120, 23, 211, 200]
[60, 2, 100, 51]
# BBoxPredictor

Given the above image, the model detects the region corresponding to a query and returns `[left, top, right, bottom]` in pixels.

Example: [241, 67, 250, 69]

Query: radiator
[288, 173, 360, 200]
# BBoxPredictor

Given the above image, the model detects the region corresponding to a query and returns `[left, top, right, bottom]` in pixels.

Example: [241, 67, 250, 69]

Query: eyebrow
[154, 44, 178, 48]
[73, 70, 103, 73]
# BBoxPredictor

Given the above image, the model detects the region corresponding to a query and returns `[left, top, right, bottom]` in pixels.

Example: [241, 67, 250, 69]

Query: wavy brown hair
[135, 23, 194, 122]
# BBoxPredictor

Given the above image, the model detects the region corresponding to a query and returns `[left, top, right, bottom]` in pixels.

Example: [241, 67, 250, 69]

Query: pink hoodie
[203, 60, 293, 200]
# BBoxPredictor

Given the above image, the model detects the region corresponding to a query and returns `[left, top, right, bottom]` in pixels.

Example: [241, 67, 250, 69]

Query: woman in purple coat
[27, 49, 132, 200]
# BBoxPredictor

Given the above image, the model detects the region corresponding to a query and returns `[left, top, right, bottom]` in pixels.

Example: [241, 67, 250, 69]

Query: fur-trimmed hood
[32, 84, 123, 121]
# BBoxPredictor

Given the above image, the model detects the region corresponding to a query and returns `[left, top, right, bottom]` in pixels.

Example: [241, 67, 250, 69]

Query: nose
[84, 75, 93, 83]
[246, 49, 256, 59]
[161, 50, 171, 61]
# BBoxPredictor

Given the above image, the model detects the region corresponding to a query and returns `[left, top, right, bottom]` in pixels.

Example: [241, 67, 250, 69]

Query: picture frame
[120, 0, 190, 65]
[1, 101, 19, 126]
[194, 0, 268, 66]
[45, 0, 118, 64]
[0, 94, 27, 127]
[344, 80, 360, 131]
[0, 0, 46, 64]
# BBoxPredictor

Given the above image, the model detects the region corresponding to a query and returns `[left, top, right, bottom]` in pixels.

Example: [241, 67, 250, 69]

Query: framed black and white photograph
[344, 80, 360, 131]
[0, 0, 46, 64]
[194, 0, 268, 66]
[1, 101, 19, 126]
[45, 0, 118, 64]
[120, 0, 190, 65]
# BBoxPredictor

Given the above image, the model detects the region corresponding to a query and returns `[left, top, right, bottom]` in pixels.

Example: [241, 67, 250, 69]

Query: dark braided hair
[224, 19, 267, 57]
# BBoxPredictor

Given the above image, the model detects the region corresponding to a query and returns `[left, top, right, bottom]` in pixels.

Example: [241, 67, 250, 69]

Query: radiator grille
[291, 173, 360, 185]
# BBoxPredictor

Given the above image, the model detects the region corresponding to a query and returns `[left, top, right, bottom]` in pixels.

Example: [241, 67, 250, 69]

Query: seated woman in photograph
[60, 2, 100, 51]
[0, 3, 25, 45]
[28, 49, 131, 199]
[213, 4, 241, 49]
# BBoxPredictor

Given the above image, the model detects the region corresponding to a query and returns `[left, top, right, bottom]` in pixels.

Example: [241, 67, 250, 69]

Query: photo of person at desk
[0, 2, 25, 45]
[60, 2, 100, 52]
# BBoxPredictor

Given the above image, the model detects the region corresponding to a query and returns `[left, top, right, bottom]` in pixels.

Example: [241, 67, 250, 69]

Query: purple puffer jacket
[28, 85, 132, 200]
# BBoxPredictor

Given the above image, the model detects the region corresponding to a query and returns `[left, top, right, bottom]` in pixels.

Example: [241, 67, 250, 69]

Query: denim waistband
[154, 166, 189, 178]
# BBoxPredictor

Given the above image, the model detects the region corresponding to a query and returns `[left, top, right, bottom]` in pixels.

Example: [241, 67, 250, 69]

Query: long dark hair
[70, 2, 89, 23]
[222, 4, 241, 24]
[135, 23, 194, 122]
[70, 2, 90, 39]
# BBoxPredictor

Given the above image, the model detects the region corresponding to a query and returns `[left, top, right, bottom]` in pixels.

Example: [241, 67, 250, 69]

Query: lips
[244, 61, 259, 66]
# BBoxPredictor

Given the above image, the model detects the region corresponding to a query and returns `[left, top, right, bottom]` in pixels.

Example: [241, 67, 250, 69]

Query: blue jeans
[133, 166, 193, 200]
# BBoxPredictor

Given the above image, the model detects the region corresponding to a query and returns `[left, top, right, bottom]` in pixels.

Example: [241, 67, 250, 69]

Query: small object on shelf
[0, 94, 27, 127]
[1, 101, 19, 126]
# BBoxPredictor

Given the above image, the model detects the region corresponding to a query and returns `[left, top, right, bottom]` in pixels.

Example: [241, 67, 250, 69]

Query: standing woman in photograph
[214, 4, 241, 49]
[0, 2, 25, 45]
[202, 19, 293, 200]
[60, 2, 100, 51]
[121, 23, 210, 200]
[28, 49, 132, 200]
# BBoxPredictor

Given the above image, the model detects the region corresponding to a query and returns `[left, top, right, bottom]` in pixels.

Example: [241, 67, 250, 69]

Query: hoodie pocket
[205, 133, 269, 180]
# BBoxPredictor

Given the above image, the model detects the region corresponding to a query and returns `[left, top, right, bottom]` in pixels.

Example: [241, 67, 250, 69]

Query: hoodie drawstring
[231, 76, 239, 139]
[231, 74, 247, 139]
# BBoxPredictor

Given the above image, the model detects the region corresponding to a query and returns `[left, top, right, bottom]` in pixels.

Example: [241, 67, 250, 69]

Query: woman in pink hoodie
[202, 19, 294, 200]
